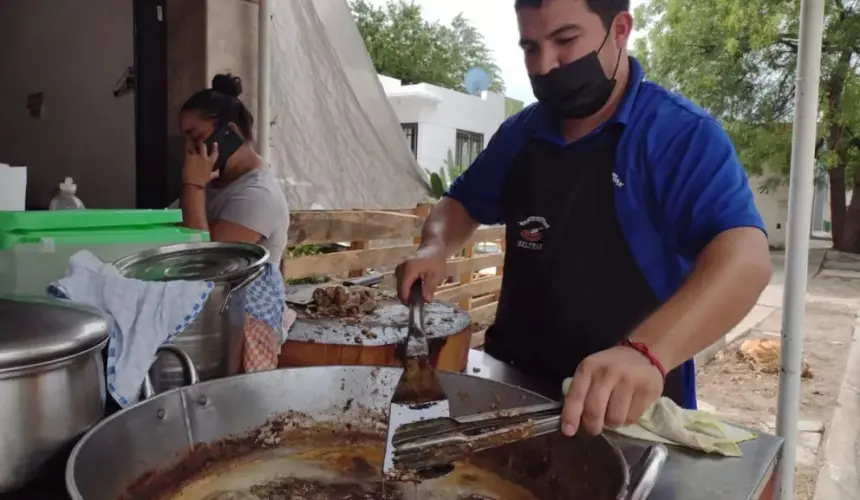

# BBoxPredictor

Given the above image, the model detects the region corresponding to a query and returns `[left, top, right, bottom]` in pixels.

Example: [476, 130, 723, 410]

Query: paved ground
[692, 241, 860, 499]
[733, 242, 860, 499]
[808, 249, 860, 500]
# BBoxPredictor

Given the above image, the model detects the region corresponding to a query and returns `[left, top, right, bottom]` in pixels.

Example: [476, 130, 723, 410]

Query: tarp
[270, 0, 430, 210]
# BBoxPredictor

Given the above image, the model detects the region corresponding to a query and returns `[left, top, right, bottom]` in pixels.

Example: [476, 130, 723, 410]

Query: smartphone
[204, 122, 245, 174]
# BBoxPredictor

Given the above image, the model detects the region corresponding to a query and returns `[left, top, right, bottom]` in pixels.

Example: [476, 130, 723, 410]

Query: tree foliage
[350, 0, 504, 93]
[634, 0, 860, 251]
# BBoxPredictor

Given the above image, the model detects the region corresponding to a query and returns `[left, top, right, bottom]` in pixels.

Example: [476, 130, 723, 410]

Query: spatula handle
[409, 278, 424, 306]
[408, 279, 425, 327]
[406, 279, 428, 356]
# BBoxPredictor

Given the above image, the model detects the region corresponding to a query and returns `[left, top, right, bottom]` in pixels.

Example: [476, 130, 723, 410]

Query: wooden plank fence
[281, 204, 504, 347]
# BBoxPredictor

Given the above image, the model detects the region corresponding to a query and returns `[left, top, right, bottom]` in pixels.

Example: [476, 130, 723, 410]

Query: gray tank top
[205, 166, 290, 263]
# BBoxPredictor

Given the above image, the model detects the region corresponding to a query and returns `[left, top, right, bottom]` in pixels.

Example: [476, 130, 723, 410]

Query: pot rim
[0, 338, 107, 379]
[0, 295, 109, 370]
[64, 367, 636, 500]
[112, 241, 269, 284]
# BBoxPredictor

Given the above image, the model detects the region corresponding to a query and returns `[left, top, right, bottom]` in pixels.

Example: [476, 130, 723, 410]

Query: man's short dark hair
[514, 0, 630, 29]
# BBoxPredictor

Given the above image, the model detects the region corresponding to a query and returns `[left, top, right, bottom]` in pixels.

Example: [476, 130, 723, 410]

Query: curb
[813, 315, 860, 500]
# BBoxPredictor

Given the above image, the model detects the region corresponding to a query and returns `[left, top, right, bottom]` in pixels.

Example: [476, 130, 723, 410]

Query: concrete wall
[0, 0, 136, 208]
[749, 175, 833, 248]
[205, 0, 259, 125]
[380, 75, 507, 174]
[750, 177, 790, 248]
[164, 0, 260, 202]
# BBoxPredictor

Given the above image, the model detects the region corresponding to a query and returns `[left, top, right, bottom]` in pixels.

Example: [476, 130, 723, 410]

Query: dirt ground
[696, 300, 857, 500]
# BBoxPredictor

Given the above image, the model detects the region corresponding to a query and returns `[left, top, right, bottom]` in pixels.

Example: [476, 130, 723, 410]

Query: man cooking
[395, 0, 771, 438]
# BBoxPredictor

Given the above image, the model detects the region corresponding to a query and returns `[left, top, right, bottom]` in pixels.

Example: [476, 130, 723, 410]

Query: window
[401, 123, 418, 157]
[455, 130, 484, 167]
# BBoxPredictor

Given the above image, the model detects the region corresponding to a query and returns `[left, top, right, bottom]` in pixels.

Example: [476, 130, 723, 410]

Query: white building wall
[415, 123, 455, 174]
[749, 177, 789, 248]
[749, 174, 834, 249]
[379, 75, 507, 174]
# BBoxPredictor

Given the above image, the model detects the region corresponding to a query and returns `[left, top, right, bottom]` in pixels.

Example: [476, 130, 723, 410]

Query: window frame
[401, 123, 418, 157]
[455, 129, 485, 167]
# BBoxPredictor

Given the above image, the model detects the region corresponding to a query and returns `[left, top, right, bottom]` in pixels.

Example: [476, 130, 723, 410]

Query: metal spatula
[390, 401, 562, 471]
[382, 280, 451, 479]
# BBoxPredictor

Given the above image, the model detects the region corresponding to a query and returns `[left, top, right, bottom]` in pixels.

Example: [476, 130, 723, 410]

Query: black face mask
[529, 27, 623, 119]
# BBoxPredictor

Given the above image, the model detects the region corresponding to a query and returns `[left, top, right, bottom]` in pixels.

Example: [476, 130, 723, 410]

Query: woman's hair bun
[211, 73, 242, 98]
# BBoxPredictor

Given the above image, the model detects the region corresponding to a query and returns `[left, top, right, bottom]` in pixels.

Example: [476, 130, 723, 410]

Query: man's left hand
[561, 345, 664, 436]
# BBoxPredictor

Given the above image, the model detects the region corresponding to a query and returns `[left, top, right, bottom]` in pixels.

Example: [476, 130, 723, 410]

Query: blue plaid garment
[244, 262, 287, 342]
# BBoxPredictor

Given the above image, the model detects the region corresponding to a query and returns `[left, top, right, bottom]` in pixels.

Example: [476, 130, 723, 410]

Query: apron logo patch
[517, 216, 550, 250]
[612, 172, 625, 188]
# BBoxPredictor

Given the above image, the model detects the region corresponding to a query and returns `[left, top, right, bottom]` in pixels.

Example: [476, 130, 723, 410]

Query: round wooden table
[278, 298, 473, 372]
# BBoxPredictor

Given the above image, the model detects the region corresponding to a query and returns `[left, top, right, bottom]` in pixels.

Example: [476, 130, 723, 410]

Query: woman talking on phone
[179, 73, 289, 263]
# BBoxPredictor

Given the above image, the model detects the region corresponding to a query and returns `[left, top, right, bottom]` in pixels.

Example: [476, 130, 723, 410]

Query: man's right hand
[395, 245, 448, 304]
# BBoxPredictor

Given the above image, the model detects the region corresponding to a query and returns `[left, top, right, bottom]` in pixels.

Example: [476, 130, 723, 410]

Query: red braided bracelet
[618, 339, 667, 380]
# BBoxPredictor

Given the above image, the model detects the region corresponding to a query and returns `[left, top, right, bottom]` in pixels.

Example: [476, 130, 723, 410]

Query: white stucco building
[378, 75, 509, 176]
[749, 175, 832, 249]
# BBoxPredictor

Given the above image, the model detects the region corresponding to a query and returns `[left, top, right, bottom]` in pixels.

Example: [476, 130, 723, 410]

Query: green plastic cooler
[0, 209, 209, 295]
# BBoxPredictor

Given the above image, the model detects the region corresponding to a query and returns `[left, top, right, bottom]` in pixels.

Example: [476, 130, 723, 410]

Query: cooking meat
[248, 477, 403, 500]
[201, 492, 262, 500]
[309, 286, 378, 318]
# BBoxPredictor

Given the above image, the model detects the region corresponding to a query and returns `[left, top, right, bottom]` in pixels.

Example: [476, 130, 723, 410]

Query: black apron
[484, 125, 684, 404]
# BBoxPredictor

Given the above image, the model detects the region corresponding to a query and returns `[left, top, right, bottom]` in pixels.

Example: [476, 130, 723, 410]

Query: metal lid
[0, 296, 109, 370]
[113, 242, 269, 282]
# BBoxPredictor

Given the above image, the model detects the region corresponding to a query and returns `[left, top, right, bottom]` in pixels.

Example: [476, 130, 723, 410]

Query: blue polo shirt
[447, 57, 765, 409]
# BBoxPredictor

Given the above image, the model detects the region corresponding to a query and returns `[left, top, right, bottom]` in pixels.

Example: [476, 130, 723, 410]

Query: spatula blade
[383, 398, 451, 476]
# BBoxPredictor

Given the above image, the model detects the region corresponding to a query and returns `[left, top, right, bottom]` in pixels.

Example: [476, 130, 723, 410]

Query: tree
[350, 0, 505, 93]
[634, 0, 860, 252]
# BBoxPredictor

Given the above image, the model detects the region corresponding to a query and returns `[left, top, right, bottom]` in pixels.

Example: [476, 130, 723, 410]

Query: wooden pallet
[282, 204, 503, 342]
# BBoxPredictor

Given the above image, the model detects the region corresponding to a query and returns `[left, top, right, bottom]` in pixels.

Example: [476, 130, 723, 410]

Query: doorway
[133, 0, 169, 209]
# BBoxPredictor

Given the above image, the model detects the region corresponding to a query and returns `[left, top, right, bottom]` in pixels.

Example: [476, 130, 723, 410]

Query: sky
[368, 0, 647, 104]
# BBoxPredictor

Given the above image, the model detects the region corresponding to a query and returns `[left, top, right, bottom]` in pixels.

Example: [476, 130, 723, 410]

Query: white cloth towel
[48, 250, 213, 407]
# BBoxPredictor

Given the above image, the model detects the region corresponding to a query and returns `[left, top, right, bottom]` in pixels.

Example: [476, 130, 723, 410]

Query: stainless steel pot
[0, 295, 109, 493]
[114, 242, 268, 393]
[67, 365, 666, 499]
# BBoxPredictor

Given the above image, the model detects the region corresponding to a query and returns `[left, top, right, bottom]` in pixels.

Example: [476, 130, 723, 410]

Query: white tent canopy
[267, 0, 430, 210]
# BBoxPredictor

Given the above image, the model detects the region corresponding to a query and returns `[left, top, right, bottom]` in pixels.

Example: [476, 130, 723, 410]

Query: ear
[614, 12, 634, 46]
[227, 122, 242, 137]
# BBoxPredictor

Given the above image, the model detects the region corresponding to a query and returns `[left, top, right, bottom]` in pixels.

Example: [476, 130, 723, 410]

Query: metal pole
[257, 0, 272, 161]
[774, 0, 825, 498]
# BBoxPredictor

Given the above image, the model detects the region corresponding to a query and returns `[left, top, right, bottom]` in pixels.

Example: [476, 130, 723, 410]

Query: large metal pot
[113, 242, 268, 393]
[0, 295, 109, 493]
[67, 365, 665, 499]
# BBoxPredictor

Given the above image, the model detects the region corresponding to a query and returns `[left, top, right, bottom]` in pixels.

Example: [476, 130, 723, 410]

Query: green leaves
[425, 149, 468, 200]
[428, 171, 446, 199]
[350, 0, 504, 93]
[635, 0, 860, 182]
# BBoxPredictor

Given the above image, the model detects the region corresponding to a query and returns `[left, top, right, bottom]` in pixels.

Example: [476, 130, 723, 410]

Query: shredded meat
[305, 286, 378, 318]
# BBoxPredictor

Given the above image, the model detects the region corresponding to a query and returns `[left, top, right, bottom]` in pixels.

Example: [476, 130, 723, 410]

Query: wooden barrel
[278, 295, 472, 372]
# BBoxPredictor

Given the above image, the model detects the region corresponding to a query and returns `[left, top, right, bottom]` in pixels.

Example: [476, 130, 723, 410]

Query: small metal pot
[0, 295, 109, 493]
[114, 242, 268, 393]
